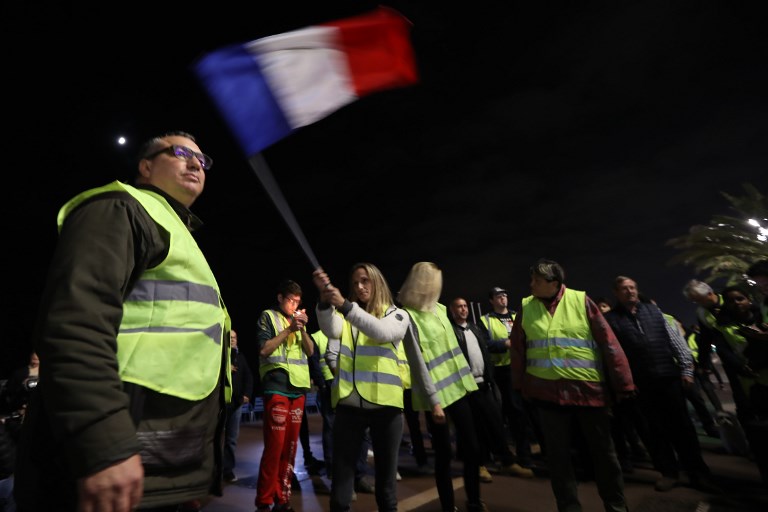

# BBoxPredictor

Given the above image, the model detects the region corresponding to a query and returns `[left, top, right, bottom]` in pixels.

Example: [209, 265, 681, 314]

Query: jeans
[223, 403, 242, 473]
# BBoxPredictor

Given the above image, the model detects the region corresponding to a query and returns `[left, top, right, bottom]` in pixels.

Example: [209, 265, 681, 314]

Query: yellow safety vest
[259, 310, 310, 389]
[521, 289, 603, 383]
[405, 303, 478, 411]
[311, 329, 335, 382]
[58, 181, 230, 401]
[333, 306, 403, 408]
[480, 313, 513, 367]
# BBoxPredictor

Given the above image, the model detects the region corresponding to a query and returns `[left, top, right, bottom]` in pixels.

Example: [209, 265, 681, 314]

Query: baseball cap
[488, 286, 508, 298]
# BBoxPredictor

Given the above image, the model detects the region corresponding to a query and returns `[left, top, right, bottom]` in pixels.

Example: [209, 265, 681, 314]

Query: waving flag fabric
[194, 6, 418, 157]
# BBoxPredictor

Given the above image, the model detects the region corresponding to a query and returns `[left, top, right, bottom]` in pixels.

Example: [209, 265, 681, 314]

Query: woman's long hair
[398, 262, 442, 312]
[347, 262, 393, 318]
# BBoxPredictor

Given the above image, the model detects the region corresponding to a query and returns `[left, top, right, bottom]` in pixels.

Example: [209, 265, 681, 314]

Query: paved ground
[204, 379, 767, 512]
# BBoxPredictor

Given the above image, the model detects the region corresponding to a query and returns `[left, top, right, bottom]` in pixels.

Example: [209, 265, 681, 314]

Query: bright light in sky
[117, 136, 126, 145]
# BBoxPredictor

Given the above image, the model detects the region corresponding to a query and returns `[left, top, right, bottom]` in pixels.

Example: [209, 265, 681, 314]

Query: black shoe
[654, 476, 678, 492]
[223, 471, 238, 483]
[354, 477, 375, 494]
[304, 455, 324, 468]
[689, 473, 723, 494]
[466, 500, 489, 512]
[305, 457, 325, 476]
[704, 425, 721, 438]
[291, 473, 301, 491]
[620, 459, 634, 474]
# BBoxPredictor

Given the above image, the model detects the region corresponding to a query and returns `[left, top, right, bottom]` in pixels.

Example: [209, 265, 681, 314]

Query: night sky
[2, 1, 766, 376]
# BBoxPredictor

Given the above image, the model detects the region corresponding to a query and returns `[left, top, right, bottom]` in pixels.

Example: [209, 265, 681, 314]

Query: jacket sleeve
[242, 354, 255, 402]
[343, 303, 410, 342]
[585, 296, 636, 395]
[34, 195, 166, 477]
[510, 309, 527, 390]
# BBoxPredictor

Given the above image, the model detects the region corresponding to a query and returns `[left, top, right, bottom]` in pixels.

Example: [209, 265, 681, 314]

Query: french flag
[194, 6, 419, 157]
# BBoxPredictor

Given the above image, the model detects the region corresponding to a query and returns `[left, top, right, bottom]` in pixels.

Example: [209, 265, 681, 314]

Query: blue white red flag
[194, 6, 418, 157]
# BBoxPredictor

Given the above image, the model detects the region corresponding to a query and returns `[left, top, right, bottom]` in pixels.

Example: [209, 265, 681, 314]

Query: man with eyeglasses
[14, 131, 230, 512]
[510, 259, 635, 512]
[254, 279, 314, 512]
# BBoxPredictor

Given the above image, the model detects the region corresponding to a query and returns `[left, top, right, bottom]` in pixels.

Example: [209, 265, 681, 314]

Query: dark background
[2, 1, 766, 376]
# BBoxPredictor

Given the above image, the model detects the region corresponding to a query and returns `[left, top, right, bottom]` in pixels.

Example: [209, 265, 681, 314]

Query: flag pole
[248, 153, 321, 270]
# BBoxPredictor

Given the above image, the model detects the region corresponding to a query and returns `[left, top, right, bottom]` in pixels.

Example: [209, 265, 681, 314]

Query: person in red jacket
[510, 259, 635, 512]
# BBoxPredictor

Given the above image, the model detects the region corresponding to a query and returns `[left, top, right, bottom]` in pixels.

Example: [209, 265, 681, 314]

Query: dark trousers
[330, 405, 402, 512]
[635, 376, 709, 479]
[316, 384, 369, 478]
[537, 404, 627, 512]
[611, 397, 651, 466]
[467, 383, 515, 466]
[403, 388, 429, 466]
[684, 377, 717, 430]
[426, 394, 482, 511]
[494, 365, 535, 462]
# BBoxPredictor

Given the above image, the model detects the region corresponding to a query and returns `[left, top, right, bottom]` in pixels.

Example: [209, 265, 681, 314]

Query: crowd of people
[0, 130, 765, 512]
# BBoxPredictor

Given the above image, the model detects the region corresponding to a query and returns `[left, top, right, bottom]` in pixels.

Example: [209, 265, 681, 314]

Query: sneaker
[499, 463, 534, 479]
[223, 471, 238, 483]
[355, 477, 375, 494]
[654, 476, 678, 492]
[479, 465, 493, 483]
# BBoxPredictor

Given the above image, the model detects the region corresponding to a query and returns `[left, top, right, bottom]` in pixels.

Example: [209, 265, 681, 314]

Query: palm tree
[666, 183, 767, 284]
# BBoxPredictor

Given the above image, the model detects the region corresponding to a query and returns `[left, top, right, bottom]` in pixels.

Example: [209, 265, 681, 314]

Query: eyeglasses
[284, 296, 301, 305]
[144, 145, 213, 170]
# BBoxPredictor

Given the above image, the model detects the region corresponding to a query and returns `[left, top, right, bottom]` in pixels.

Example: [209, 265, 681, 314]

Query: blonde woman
[312, 263, 410, 512]
[398, 262, 487, 512]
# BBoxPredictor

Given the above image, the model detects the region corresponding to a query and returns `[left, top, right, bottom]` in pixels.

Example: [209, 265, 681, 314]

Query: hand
[739, 325, 768, 342]
[681, 375, 694, 389]
[312, 268, 331, 292]
[77, 454, 143, 512]
[431, 404, 446, 424]
[291, 309, 309, 332]
[312, 268, 345, 307]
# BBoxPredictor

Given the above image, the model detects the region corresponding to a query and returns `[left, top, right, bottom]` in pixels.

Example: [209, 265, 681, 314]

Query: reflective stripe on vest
[521, 289, 603, 383]
[333, 306, 403, 408]
[480, 314, 512, 367]
[406, 303, 478, 410]
[259, 310, 310, 389]
[58, 181, 229, 401]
